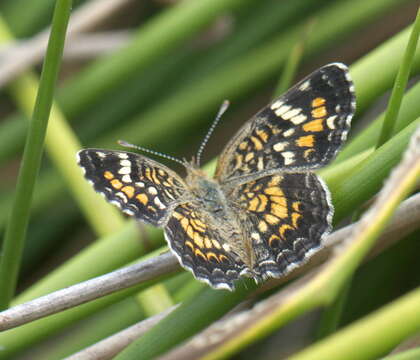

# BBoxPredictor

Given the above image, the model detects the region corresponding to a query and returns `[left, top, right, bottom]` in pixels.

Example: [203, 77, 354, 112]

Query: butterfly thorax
[185, 166, 227, 215]
[185, 166, 255, 268]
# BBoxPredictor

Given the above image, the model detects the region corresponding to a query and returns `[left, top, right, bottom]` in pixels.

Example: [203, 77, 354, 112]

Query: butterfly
[78, 63, 355, 290]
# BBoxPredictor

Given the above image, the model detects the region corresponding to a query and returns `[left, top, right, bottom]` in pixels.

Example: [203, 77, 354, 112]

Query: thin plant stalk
[376, 7, 420, 147]
[291, 287, 420, 360]
[0, 0, 72, 310]
[313, 11, 420, 328]
[315, 276, 352, 340]
[273, 18, 316, 97]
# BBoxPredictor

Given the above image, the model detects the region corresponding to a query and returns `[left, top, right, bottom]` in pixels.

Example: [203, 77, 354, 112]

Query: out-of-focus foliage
[0, 0, 419, 359]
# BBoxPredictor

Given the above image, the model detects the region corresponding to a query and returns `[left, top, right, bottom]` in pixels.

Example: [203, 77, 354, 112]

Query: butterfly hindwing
[232, 172, 332, 278]
[216, 63, 355, 182]
[77, 149, 187, 226]
[165, 202, 248, 290]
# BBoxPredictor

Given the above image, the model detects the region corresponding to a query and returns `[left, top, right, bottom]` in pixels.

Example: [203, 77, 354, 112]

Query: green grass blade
[348, 23, 420, 116]
[291, 286, 420, 360]
[376, 7, 420, 147]
[7, 73, 126, 238]
[136, 285, 175, 317]
[0, 15, 126, 236]
[290, 129, 420, 360]
[61, 0, 255, 118]
[77, 0, 322, 143]
[35, 298, 146, 359]
[273, 19, 316, 97]
[315, 277, 352, 340]
[0, 0, 84, 37]
[114, 281, 257, 360]
[98, 0, 408, 150]
[330, 119, 420, 222]
[319, 149, 373, 185]
[317, 10, 420, 328]
[0, 0, 412, 170]
[337, 79, 420, 162]
[0, 0, 72, 310]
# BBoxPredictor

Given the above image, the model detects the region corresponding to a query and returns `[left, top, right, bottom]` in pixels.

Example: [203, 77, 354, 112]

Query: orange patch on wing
[254, 184, 262, 192]
[304, 148, 316, 158]
[271, 195, 287, 207]
[121, 186, 135, 198]
[292, 201, 301, 212]
[193, 232, 205, 248]
[212, 239, 222, 249]
[185, 240, 194, 252]
[303, 119, 324, 132]
[257, 194, 268, 212]
[204, 237, 213, 248]
[268, 175, 282, 187]
[239, 141, 248, 150]
[250, 136, 263, 150]
[264, 186, 283, 196]
[271, 203, 288, 218]
[235, 154, 243, 167]
[179, 217, 189, 231]
[265, 213, 280, 225]
[256, 129, 269, 142]
[207, 252, 219, 263]
[268, 234, 281, 247]
[279, 224, 294, 239]
[296, 135, 315, 148]
[136, 193, 148, 205]
[111, 179, 123, 190]
[219, 254, 229, 263]
[248, 196, 260, 212]
[150, 168, 161, 185]
[172, 211, 182, 220]
[312, 106, 327, 118]
[292, 212, 302, 228]
[194, 249, 207, 261]
[166, 177, 176, 187]
[245, 152, 254, 162]
[144, 167, 152, 181]
[258, 220, 268, 233]
[312, 97, 326, 107]
[104, 171, 114, 180]
[191, 218, 206, 232]
[186, 226, 195, 241]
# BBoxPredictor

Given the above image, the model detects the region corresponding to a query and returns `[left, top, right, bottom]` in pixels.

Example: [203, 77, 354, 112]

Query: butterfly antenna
[118, 140, 185, 166]
[196, 100, 230, 166]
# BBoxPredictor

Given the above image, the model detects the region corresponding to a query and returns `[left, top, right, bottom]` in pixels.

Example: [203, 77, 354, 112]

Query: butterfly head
[183, 157, 209, 182]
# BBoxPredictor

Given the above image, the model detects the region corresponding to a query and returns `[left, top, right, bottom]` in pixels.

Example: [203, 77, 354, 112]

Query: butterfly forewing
[215, 63, 355, 182]
[77, 149, 187, 226]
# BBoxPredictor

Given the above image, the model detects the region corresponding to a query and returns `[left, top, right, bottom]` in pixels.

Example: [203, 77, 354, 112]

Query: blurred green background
[0, 0, 419, 359]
